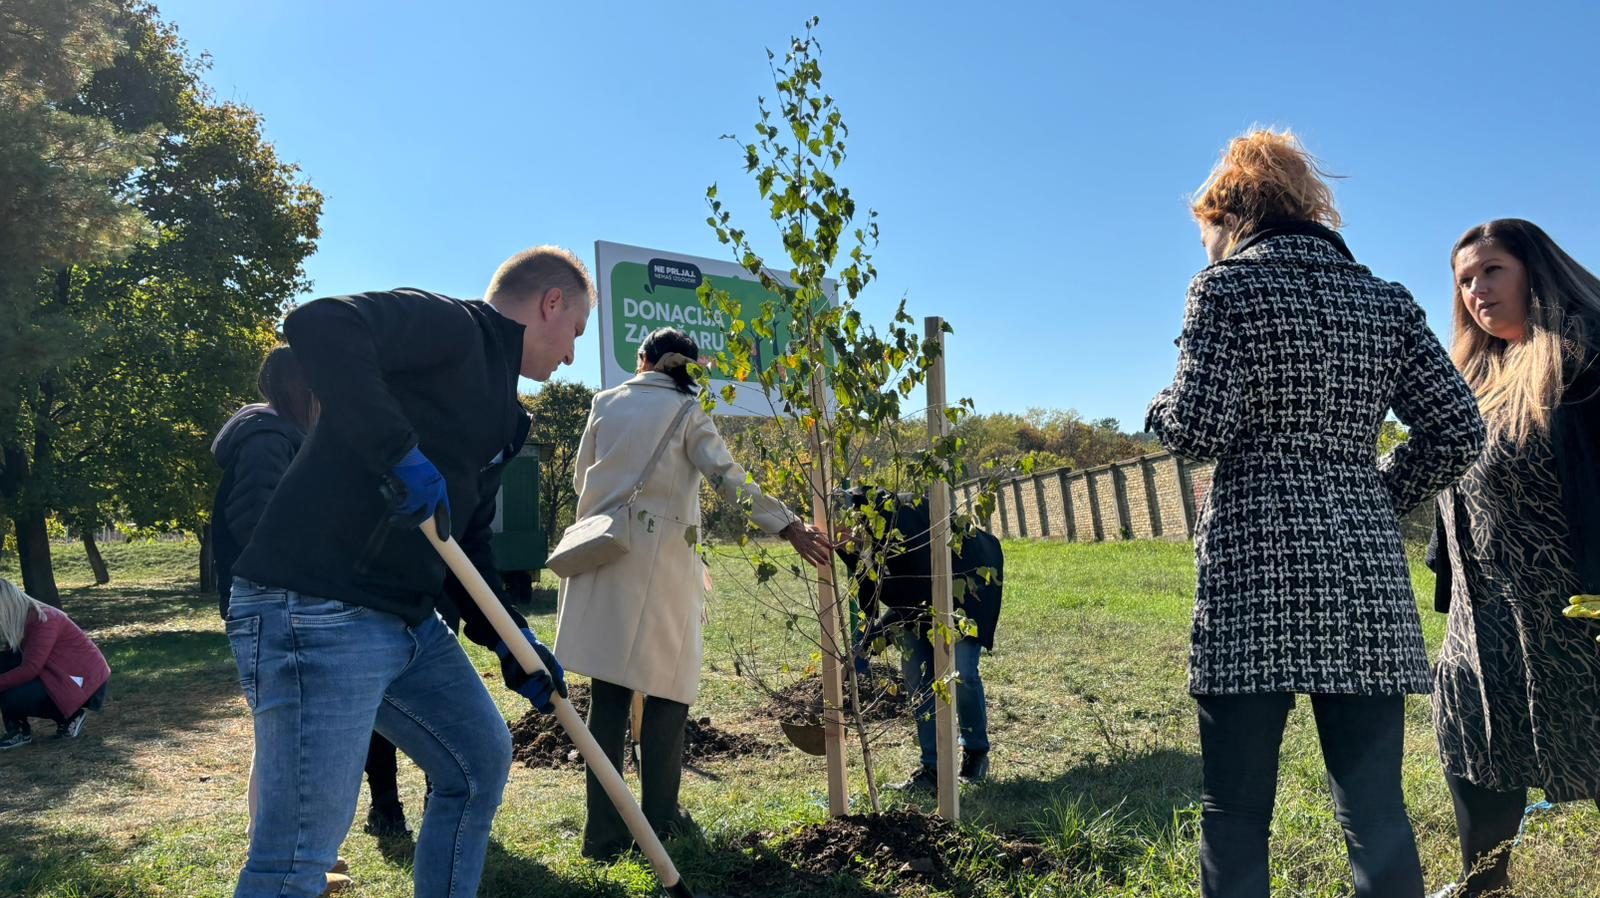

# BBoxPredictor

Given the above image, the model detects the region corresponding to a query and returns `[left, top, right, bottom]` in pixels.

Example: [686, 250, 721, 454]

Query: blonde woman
[0, 578, 111, 750]
[555, 327, 830, 860]
[1427, 219, 1600, 898]
[1146, 130, 1485, 898]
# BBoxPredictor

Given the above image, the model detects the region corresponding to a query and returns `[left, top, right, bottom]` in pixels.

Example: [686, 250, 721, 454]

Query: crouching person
[835, 488, 1003, 790]
[0, 578, 111, 750]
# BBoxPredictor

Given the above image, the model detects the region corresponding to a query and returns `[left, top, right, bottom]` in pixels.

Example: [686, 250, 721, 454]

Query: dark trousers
[1196, 693, 1423, 898]
[0, 649, 66, 732]
[1444, 772, 1600, 896]
[365, 731, 400, 802]
[583, 678, 689, 855]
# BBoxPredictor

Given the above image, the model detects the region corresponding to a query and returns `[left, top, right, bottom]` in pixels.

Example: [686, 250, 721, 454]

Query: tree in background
[953, 408, 1151, 476]
[0, 0, 156, 600]
[0, 1, 321, 604]
[520, 381, 596, 539]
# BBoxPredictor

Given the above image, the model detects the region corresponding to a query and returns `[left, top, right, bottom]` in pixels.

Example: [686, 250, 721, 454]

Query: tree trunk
[13, 511, 60, 607]
[81, 529, 110, 585]
[199, 523, 215, 592]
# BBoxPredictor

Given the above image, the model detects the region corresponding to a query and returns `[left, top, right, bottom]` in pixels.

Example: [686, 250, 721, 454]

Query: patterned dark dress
[1433, 358, 1600, 802]
[1148, 222, 1487, 696]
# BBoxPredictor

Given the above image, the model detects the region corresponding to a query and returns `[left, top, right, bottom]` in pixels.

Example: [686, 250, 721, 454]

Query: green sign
[595, 242, 835, 414]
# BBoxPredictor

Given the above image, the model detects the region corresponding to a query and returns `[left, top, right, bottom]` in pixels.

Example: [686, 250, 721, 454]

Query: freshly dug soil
[729, 808, 1055, 895]
[759, 662, 910, 726]
[684, 716, 768, 761]
[508, 685, 767, 770]
[509, 684, 593, 770]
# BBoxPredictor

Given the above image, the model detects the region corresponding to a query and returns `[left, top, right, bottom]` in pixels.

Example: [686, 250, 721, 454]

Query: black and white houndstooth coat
[1147, 223, 1486, 696]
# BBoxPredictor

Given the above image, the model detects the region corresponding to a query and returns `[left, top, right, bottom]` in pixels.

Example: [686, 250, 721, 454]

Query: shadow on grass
[56, 585, 215, 632]
[481, 838, 632, 898]
[0, 625, 243, 813]
[0, 819, 146, 897]
[965, 747, 1202, 838]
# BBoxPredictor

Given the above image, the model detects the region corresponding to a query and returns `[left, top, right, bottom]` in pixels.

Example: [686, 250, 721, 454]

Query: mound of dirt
[730, 808, 1055, 895]
[684, 716, 768, 762]
[508, 685, 767, 770]
[758, 662, 909, 726]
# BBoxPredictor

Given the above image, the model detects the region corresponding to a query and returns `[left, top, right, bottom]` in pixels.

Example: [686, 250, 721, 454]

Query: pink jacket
[0, 607, 111, 718]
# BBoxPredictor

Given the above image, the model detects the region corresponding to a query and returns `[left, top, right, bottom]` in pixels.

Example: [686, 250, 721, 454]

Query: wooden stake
[925, 316, 959, 821]
[422, 528, 696, 898]
[809, 370, 849, 817]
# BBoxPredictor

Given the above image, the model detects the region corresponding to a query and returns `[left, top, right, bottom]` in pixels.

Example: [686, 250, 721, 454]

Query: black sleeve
[1379, 297, 1487, 513]
[1424, 509, 1441, 574]
[447, 465, 528, 650]
[1429, 501, 1453, 614]
[282, 290, 483, 475]
[223, 432, 296, 548]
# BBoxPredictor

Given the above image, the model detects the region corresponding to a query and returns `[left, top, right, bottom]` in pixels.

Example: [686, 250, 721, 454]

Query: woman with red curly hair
[1147, 130, 1486, 898]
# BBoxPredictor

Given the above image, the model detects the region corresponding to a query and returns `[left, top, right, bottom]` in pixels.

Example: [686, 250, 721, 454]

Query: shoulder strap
[626, 398, 696, 506]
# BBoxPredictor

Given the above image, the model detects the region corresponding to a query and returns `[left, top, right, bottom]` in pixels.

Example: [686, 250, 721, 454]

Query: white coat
[554, 372, 798, 705]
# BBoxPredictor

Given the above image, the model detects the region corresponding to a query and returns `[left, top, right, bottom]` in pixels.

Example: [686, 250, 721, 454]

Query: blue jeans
[897, 629, 989, 768]
[225, 579, 511, 898]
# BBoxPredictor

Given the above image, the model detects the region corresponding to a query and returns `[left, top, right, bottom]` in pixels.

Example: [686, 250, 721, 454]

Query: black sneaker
[0, 728, 32, 750]
[364, 801, 411, 839]
[959, 749, 990, 783]
[892, 764, 937, 793]
[57, 709, 88, 739]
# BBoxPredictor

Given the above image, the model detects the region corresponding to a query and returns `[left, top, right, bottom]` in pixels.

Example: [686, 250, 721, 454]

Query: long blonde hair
[0, 578, 52, 652]
[1451, 219, 1600, 445]
[1191, 128, 1342, 256]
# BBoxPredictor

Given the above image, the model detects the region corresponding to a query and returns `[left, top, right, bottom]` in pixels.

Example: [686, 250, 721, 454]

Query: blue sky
[156, 0, 1600, 429]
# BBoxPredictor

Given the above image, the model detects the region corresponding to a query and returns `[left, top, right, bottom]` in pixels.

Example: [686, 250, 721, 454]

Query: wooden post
[924, 316, 959, 820]
[809, 371, 849, 817]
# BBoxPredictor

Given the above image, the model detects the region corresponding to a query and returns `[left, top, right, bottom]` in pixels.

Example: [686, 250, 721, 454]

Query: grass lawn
[1, 537, 1594, 897]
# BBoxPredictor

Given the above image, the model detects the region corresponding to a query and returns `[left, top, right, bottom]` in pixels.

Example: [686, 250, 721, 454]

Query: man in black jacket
[225, 246, 590, 898]
[834, 488, 1003, 792]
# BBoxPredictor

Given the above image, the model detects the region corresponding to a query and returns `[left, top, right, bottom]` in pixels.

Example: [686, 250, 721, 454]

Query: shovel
[422, 526, 698, 898]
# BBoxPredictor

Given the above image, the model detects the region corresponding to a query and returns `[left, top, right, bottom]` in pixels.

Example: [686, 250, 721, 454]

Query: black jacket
[233, 289, 530, 648]
[1428, 349, 1600, 610]
[212, 405, 305, 617]
[835, 494, 1004, 650]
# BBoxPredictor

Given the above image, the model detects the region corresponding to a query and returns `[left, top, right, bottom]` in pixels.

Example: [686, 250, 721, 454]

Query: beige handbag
[545, 399, 694, 578]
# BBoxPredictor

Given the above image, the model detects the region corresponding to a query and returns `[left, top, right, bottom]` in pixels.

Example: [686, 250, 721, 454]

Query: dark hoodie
[212, 403, 305, 617]
[833, 489, 1004, 650]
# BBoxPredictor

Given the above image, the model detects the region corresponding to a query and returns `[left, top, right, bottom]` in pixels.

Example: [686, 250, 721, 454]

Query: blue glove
[495, 627, 567, 713]
[383, 447, 451, 539]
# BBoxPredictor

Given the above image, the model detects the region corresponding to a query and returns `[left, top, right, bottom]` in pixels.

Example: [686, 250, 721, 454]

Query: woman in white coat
[555, 327, 830, 860]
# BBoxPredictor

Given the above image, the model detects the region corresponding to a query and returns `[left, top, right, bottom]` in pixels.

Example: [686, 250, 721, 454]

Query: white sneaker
[57, 709, 88, 739]
[1426, 885, 1460, 898]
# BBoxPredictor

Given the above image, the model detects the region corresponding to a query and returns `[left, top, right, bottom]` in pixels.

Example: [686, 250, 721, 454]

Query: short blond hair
[1192, 129, 1341, 247]
[485, 245, 595, 307]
